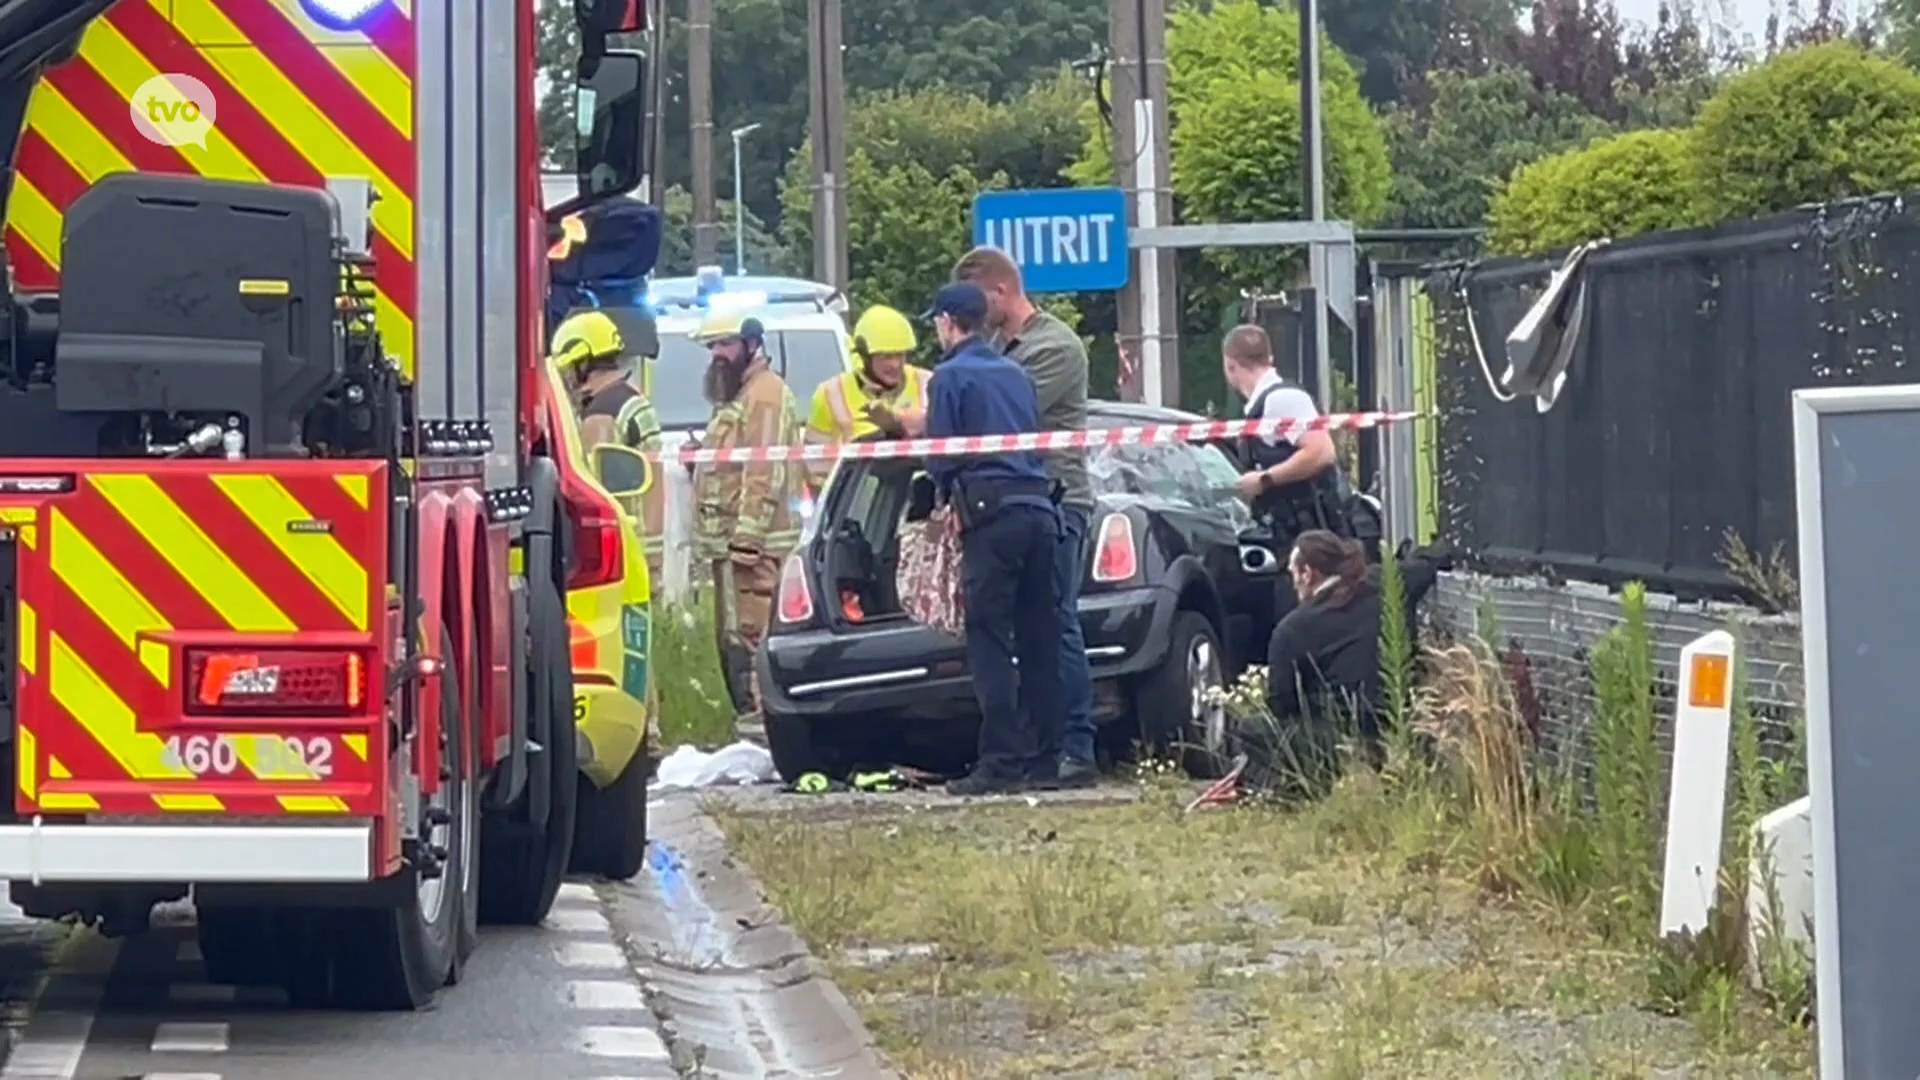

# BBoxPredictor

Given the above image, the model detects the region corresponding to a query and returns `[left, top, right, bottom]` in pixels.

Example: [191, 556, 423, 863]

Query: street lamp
[730, 122, 761, 275]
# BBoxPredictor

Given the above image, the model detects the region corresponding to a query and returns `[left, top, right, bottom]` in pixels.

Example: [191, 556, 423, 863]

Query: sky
[1614, 0, 1777, 38]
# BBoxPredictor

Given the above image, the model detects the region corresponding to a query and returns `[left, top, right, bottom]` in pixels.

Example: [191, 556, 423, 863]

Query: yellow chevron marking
[40, 792, 99, 811]
[343, 734, 369, 760]
[48, 634, 186, 780]
[213, 475, 368, 630]
[16, 526, 35, 550]
[154, 793, 224, 811]
[47, 755, 70, 779]
[168, 0, 413, 262]
[17, 727, 36, 801]
[25, 80, 131, 182]
[76, 18, 262, 182]
[49, 508, 170, 685]
[336, 474, 369, 508]
[91, 474, 296, 632]
[278, 795, 350, 813]
[0, 508, 34, 524]
[6, 176, 61, 274]
[17, 601, 34, 676]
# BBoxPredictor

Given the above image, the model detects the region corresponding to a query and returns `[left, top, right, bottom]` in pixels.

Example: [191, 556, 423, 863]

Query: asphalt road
[0, 881, 675, 1080]
[0, 794, 899, 1080]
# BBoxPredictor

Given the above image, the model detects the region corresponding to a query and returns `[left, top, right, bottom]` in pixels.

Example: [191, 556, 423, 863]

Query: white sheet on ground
[655, 741, 777, 789]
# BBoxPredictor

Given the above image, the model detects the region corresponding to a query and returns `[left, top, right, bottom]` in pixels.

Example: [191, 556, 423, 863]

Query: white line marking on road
[0, 934, 122, 1080]
[555, 940, 626, 969]
[141, 1074, 223, 1079]
[547, 907, 611, 933]
[175, 941, 202, 964]
[577, 1026, 669, 1058]
[566, 979, 646, 1010]
[167, 983, 238, 1004]
[151, 1022, 229, 1053]
[555, 882, 598, 906]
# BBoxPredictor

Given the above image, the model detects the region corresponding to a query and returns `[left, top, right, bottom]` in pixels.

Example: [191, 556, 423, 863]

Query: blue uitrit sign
[971, 187, 1129, 293]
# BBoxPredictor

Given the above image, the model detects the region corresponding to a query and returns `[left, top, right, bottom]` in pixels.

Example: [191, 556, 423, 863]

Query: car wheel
[573, 754, 649, 881]
[1133, 611, 1231, 778]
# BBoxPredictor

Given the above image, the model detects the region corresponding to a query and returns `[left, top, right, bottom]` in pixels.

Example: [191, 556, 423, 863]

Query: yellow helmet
[691, 309, 764, 346]
[550, 309, 624, 370]
[852, 305, 916, 357]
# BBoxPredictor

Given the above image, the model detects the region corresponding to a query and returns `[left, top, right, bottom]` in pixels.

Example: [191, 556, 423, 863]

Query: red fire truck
[0, 0, 654, 1009]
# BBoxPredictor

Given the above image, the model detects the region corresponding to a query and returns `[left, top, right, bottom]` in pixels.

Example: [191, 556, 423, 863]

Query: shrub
[1487, 128, 1699, 255]
[1688, 41, 1920, 223]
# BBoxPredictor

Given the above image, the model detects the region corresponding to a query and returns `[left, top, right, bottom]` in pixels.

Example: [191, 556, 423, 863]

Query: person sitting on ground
[1249, 531, 1448, 796]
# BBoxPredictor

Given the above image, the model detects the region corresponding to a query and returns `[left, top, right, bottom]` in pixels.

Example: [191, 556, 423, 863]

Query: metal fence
[1424, 572, 1805, 781]
[1421, 194, 1920, 599]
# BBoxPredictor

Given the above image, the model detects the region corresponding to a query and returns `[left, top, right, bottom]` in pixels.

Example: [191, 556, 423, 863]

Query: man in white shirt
[1220, 325, 1338, 503]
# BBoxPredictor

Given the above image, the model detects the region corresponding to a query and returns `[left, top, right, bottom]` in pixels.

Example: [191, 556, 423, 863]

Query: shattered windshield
[1088, 437, 1253, 532]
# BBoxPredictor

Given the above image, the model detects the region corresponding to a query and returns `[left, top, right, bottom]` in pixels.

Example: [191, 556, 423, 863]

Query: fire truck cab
[0, 0, 658, 1010]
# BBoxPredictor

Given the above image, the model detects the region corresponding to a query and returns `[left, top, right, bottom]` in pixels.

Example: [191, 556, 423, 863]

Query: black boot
[945, 770, 1025, 796]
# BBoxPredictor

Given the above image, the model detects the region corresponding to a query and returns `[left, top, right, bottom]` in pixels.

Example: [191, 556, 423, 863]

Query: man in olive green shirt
[952, 246, 1098, 788]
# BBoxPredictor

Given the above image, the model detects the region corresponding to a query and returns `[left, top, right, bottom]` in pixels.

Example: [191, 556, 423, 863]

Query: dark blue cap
[921, 281, 989, 324]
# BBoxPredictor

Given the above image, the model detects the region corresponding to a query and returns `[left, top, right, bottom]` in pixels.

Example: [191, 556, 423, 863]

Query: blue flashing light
[300, 0, 390, 29]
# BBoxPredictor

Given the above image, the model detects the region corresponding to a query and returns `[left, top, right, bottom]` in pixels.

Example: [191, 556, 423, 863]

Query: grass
[650, 597, 736, 748]
[709, 576, 1818, 1078]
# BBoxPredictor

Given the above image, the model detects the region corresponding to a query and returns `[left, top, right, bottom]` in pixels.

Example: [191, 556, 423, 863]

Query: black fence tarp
[1427, 195, 1920, 599]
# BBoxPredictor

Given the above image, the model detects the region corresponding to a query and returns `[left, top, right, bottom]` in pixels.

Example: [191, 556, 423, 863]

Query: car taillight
[1090, 512, 1138, 583]
[776, 554, 814, 623]
[561, 468, 624, 589]
[186, 648, 367, 715]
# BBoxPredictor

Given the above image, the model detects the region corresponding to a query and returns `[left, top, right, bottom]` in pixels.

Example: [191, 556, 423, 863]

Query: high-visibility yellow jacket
[806, 367, 929, 444]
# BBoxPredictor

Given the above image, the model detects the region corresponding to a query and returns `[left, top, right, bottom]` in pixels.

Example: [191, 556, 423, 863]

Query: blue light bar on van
[300, 0, 388, 28]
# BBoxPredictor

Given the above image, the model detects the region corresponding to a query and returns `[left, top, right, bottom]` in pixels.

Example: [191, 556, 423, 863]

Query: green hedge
[1487, 42, 1920, 256]
[1488, 129, 1697, 256]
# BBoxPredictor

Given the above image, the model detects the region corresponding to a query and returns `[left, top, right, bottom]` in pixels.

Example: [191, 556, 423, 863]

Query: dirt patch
[708, 776, 1814, 1079]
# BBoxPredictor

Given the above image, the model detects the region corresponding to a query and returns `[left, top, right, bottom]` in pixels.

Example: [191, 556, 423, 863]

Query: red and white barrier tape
[658, 410, 1418, 464]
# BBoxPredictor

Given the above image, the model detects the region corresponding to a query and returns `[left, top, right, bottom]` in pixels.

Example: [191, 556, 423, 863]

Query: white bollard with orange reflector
[1658, 628, 1739, 937]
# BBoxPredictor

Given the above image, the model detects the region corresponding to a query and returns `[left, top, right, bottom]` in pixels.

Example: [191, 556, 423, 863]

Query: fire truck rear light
[186, 648, 368, 715]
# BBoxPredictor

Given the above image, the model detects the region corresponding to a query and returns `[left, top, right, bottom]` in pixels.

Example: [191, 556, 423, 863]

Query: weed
[1586, 582, 1662, 939]
[651, 599, 735, 748]
[1717, 529, 1799, 614]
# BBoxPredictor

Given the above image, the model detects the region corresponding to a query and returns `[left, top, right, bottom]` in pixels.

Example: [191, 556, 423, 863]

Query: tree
[636, 0, 1106, 234]
[780, 148, 1006, 318]
[1073, 0, 1390, 311]
[1486, 128, 1698, 254]
[1386, 65, 1609, 229]
[656, 187, 795, 277]
[779, 78, 1088, 311]
[537, 0, 581, 167]
[1688, 41, 1920, 223]
[1320, 0, 1525, 106]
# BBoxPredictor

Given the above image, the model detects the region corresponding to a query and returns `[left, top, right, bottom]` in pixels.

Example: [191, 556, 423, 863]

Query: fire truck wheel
[573, 752, 649, 880]
[330, 612, 474, 1009]
[195, 906, 279, 986]
[477, 564, 579, 924]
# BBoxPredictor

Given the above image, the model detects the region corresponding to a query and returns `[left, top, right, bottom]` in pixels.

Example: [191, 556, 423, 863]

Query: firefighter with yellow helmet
[691, 307, 804, 742]
[551, 309, 666, 584]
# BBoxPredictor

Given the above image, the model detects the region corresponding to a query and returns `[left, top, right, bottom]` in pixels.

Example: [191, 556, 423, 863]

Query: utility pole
[648, 0, 669, 209]
[807, 0, 848, 289]
[1299, 0, 1330, 406]
[688, 0, 718, 266]
[1108, 0, 1177, 406]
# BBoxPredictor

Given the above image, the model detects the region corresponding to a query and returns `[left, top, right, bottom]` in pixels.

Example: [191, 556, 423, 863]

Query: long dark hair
[1292, 530, 1369, 608]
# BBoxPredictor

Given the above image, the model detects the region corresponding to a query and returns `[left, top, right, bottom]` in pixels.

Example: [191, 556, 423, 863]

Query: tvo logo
[130, 73, 216, 149]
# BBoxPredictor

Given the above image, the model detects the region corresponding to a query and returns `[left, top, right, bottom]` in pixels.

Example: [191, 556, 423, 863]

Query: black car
[757, 401, 1288, 783]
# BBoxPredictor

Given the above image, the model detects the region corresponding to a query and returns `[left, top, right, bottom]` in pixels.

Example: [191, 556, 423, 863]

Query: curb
[604, 797, 899, 1079]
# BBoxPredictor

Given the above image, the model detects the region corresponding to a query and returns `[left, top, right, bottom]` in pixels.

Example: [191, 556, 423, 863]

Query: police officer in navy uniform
[1222, 324, 1351, 551]
[923, 282, 1066, 796]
